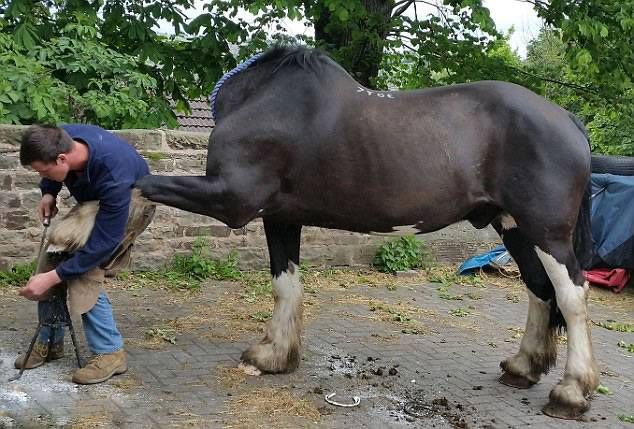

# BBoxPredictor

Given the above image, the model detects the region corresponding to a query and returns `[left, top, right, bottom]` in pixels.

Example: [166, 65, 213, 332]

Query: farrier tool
[9, 217, 84, 382]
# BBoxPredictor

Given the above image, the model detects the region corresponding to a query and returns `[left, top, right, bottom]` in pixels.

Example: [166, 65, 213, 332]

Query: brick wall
[0, 125, 500, 271]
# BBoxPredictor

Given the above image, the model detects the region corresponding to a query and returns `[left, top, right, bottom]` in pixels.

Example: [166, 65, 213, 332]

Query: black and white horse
[137, 47, 598, 419]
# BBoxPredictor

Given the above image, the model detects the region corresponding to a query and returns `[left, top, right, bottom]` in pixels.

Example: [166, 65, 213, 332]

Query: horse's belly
[279, 192, 469, 234]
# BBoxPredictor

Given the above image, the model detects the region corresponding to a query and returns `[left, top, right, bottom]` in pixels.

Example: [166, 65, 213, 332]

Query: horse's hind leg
[494, 216, 558, 388]
[535, 245, 598, 419]
[240, 220, 303, 374]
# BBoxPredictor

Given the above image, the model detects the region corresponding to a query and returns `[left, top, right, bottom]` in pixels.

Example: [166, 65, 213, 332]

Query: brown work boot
[72, 349, 127, 385]
[14, 340, 65, 369]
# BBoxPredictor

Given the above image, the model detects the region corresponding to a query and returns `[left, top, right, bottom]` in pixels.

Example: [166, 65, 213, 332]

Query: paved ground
[0, 266, 632, 429]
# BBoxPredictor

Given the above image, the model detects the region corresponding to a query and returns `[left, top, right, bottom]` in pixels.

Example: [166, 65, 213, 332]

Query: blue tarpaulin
[458, 244, 508, 274]
[590, 173, 634, 269]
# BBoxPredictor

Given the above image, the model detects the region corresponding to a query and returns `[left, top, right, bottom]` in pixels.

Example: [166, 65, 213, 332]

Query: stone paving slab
[0, 268, 632, 429]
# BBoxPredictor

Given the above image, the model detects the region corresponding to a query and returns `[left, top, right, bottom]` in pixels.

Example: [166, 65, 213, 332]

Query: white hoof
[238, 362, 262, 376]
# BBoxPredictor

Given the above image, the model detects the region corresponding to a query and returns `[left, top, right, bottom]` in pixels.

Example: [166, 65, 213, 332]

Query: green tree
[0, 12, 177, 127]
[524, 0, 633, 154]
[528, 0, 633, 99]
[377, 27, 523, 89]
[524, 27, 634, 155]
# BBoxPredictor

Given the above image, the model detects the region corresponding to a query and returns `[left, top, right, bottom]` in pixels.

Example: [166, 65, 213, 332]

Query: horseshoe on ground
[324, 392, 361, 407]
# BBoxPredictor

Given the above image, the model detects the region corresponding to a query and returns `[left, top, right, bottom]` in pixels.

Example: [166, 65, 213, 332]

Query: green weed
[432, 270, 484, 300]
[251, 311, 273, 322]
[448, 308, 470, 317]
[618, 415, 634, 424]
[438, 290, 464, 300]
[369, 302, 412, 323]
[0, 260, 36, 287]
[429, 271, 486, 288]
[145, 328, 177, 344]
[171, 239, 240, 280]
[373, 235, 431, 273]
[129, 238, 241, 290]
[593, 320, 634, 333]
[143, 151, 166, 161]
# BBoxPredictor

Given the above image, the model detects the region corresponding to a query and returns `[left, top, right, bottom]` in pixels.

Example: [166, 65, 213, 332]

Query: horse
[136, 46, 598, 419]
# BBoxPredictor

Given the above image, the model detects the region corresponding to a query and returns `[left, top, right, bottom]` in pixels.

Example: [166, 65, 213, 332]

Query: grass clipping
[215, 365, 250, 390]
[223, 387, 320, 429]
[68, 411, 114, 429]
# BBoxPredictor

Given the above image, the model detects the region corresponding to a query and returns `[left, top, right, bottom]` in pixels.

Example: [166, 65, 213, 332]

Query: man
[16, 124, 154, 384]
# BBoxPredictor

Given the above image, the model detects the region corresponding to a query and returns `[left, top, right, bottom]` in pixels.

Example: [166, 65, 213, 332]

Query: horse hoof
[499, 372, 536, 389]
[542, 399, 589, 420]
[240, 344, 298, 374]
[238, 362, 262, 376]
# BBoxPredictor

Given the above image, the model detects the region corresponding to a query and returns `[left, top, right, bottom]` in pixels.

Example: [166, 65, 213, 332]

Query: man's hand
[19, 270, 62, 301]
[37, 194, 58, 222]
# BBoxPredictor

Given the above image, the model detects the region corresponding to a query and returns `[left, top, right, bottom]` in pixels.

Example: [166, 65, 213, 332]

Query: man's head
[20, 124, 74, 182]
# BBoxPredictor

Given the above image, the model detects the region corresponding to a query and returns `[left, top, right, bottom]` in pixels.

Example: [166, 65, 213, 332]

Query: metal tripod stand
[9, 285, 84, 382]
[9, 216, 84, 382]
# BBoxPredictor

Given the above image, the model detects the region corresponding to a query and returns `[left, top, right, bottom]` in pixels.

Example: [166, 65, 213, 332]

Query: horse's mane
[210, 46, 336, 120]
[251, 45, 332, 73]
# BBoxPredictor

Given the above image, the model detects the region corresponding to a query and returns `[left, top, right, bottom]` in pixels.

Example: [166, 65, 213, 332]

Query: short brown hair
[20, 124, 74, 166]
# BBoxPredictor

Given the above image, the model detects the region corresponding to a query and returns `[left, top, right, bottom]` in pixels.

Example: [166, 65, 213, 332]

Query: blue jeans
[38, 291, 124, 354]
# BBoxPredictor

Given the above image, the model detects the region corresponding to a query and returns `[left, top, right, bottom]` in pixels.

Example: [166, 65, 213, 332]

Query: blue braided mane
[209, 53, 263, 122]
[208, 47, 331, 122]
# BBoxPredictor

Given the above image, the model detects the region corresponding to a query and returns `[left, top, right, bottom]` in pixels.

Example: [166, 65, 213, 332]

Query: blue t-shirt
[40, 124, 150, 280]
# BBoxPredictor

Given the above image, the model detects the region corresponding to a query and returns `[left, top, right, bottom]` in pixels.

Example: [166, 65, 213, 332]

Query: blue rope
[209, 53, 263, 122]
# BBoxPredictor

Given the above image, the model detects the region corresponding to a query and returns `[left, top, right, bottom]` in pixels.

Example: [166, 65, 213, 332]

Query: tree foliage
[0, 0, 631, 155]
[524, 25, 633, 155]
[529, 0, 633, 99]
[519, 0, 634, 154]
[0, 11, 176, 128]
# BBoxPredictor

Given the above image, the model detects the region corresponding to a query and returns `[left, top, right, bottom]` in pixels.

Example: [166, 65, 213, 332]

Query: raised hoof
[542, 399, 589, 420]
[499, 372, 536, 389]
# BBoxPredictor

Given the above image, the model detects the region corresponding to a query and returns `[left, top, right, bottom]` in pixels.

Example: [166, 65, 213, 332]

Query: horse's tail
[573, 181, 593, 270]
[569, 112, 594, 270]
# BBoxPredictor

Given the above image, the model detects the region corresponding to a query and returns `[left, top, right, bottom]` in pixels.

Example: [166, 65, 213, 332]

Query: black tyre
[591, 154, 634, 176]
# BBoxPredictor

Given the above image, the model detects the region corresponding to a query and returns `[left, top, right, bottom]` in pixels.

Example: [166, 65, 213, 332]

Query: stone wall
[0, 125, 500, 271]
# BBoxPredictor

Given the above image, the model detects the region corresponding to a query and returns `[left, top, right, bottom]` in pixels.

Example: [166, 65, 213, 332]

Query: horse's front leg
[535, 248, 599, 420]
[240, 221, 303, 374]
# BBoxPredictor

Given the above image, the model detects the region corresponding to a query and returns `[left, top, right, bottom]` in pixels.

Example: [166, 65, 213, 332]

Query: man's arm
[19, 270, 62, 300]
